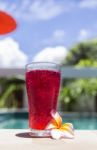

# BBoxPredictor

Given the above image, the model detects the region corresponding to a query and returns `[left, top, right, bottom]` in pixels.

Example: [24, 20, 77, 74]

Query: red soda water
[26, 70, 60, 130]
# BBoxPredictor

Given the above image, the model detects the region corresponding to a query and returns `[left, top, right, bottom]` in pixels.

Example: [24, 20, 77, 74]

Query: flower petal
[46, 112, 62, 130]
[64, 123, 74, 130]
[50, 129, 63, 140]
[61, 130, 74, 139]
[50, 129, 74, 139]
[46, 122, 57, 130]
[51, 112, 62, 128]
[60, 123, 74, 135]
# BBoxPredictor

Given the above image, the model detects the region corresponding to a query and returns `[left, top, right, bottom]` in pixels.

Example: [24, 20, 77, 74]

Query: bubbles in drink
[26, 70, 60, 130]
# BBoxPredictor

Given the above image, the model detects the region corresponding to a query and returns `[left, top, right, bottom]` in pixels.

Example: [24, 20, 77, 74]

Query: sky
[0, 0, 97, 67]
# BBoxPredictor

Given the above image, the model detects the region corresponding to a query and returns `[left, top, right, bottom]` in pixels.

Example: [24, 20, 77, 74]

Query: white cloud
[0, 0, 65, 21]
[53, 30, 65, 39]
[42, 29, 66, 45]
[3, 0, 97, 22]
[33, 46, 68, 64]
[78, 29, 90, 41]
[0, 38, 28, 68]
[79, 0, 97, 9]
[28, 0, 64, 21]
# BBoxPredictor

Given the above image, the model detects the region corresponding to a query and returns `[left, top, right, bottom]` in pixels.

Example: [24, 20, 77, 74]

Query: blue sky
[0, 0, 97, 67]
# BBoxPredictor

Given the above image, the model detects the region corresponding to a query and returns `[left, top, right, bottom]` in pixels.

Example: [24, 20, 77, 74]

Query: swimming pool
[0, 111, 97, 129]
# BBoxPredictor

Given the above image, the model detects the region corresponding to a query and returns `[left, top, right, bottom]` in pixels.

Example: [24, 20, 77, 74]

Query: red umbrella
[0, 11, 17, 35]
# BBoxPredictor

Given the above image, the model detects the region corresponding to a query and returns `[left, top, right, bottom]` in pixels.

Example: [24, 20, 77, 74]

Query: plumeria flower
[46, 112, 74, 140]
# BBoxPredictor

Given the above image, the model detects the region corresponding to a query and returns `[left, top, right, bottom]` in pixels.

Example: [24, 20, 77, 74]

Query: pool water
[63, 118, 97, 130]
[0, 117, 97, 130]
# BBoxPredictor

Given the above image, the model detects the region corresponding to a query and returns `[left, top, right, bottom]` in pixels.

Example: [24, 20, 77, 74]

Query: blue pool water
[63, 117, 97, 130]
[0, 115, 97, 129]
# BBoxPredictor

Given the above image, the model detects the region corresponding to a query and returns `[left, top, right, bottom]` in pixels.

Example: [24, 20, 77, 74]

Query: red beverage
[26, 69, 60, 130]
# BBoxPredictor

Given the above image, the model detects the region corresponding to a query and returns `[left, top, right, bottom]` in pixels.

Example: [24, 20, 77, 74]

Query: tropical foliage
[64, 39, 97, 65]
[60, 39, 97, 112]
[0, 77, 24, 108]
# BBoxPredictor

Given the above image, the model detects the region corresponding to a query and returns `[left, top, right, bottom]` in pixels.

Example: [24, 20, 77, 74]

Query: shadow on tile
[16, 132, 32, 138]
[16, 132, 50, 138]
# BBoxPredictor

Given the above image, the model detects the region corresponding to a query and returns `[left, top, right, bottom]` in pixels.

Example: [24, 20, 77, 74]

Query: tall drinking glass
[25, 62, 61, 137]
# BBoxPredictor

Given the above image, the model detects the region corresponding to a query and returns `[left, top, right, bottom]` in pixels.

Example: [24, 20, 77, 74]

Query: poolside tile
[0, 130, 97, 150]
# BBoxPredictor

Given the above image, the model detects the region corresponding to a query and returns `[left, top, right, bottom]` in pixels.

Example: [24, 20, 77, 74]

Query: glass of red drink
[25, 62, 61, 137]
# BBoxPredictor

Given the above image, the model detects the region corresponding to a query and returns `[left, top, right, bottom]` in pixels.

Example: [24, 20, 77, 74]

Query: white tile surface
[0, 130, 97, 150]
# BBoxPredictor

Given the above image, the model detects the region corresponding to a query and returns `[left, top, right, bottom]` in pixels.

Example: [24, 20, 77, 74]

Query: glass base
[29, 128, 50, 137]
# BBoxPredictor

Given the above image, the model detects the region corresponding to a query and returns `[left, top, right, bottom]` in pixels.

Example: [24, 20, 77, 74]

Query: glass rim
[25, 61, 61, 71]
[26, 61, 61, 67]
